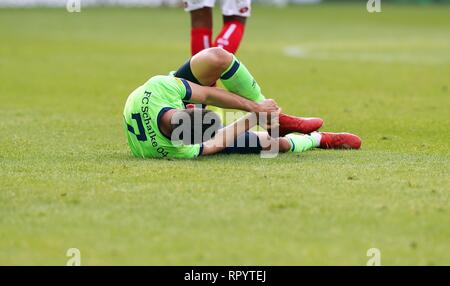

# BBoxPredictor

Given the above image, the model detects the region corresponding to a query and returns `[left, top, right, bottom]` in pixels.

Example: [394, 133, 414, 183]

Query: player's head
[170, 108, 222, 145]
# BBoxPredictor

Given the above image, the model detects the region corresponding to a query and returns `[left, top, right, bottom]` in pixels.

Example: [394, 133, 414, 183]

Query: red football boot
[271, 113, 323, 137]
[319, 132, 362, 149]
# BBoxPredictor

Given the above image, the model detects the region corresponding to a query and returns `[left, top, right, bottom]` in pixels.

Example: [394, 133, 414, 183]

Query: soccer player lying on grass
[123, 47, 361, 159]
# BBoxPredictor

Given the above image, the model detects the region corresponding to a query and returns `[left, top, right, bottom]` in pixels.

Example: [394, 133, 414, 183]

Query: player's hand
[255, 99, 280, 114]
[255, 99, 281, 127]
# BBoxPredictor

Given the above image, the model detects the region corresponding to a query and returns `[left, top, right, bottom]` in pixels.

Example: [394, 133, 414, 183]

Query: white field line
[283, 46, 450, 65]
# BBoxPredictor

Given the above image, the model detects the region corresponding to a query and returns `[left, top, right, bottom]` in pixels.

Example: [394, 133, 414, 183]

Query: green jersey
[123, 75, 202, 159]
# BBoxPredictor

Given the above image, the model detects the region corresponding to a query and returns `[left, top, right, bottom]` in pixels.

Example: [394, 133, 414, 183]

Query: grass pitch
[0, 4, 449, 265]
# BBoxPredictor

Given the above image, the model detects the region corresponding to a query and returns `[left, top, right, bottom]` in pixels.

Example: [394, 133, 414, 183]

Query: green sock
[285, 133, 320, 153]
[220, 55, 266, 103]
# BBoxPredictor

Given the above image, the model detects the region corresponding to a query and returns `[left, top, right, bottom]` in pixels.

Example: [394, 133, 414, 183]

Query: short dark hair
[170, 109, 222, 145]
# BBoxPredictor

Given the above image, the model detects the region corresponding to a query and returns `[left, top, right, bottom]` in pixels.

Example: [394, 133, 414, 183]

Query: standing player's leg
[184, 1, 215, 56]
[213, 0, 251, 53]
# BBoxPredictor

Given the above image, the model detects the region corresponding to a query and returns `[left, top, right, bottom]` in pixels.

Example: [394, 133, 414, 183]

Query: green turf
[0, 4, 449, 265]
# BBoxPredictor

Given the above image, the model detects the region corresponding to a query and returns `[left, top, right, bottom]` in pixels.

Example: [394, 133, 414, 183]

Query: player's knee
[205, 47, 233, 70]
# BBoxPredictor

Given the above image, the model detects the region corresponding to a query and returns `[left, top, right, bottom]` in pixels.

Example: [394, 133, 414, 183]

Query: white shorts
[183, 0, 251, 17]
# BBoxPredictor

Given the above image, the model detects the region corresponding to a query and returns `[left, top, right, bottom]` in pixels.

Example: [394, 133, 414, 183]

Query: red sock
[213, 21, 245, 54]
[191, 27, 212, 56]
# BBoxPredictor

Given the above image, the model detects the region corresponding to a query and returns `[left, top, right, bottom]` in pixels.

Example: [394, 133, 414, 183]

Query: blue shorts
[221, 131, 262, 154]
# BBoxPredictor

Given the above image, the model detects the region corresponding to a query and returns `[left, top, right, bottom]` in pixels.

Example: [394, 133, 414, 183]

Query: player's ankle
[310, 132, 322, 147]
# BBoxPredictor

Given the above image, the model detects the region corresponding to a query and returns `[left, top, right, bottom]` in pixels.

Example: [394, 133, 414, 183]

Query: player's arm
[201, 113, 257, 156]
[201, 103, 281, 156]
[186, 80, 260, 112]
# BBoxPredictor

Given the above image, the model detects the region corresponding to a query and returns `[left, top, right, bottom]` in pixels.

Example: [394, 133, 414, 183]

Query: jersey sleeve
[147, 75, 192, 103]
[163, 76, 192, 102]
[173, 77, 192, 102]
